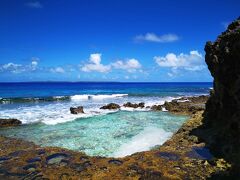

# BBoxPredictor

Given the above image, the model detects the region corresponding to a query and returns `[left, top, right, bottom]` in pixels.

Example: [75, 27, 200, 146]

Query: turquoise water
[0, 82, 209, 157]
[0, 110, 188, 157]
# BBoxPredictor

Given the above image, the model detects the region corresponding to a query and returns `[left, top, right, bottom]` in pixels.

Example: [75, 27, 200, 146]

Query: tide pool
[0, 110, 188, 157]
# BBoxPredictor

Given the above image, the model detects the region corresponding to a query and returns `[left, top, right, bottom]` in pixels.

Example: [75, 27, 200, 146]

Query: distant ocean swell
[0, 94, 128, 104]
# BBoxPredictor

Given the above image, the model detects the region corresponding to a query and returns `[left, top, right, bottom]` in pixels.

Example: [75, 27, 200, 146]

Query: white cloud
[81, 53, 111, 73]
[50, 67, 65, 73]
[0, 58, 39, 73]
[112, 59, 141, 72]
[89, 53, 101, 64]
[25, 1, 43, 8]
[30, 57, 39, 70]
[0, 63, 23, 74]
[135, 33, 179, 43]
[31, 61, 38, 66]
[154, 50, 205, 71]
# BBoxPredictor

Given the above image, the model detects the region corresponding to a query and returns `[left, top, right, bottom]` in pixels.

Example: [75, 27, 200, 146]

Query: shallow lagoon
[0, 110, 188, 157]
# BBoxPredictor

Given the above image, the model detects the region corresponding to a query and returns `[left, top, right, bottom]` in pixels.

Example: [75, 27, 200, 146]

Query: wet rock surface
[0, 118, 22, 127]
[70, 106, 84, 114]
[163, 95, 209, 115]
[1, 18, 239, 178]
[100, 103, 120, 110]
[0, 110, 231, 179]
[123, 102, 145, 108]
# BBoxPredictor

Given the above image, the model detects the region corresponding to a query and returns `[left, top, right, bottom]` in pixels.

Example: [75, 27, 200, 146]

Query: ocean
[0, 82, 212, 157]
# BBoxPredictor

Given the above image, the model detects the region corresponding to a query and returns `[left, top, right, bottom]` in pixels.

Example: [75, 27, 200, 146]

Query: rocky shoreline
[0, 95, 231, 179]
[0, 17, 239, 179]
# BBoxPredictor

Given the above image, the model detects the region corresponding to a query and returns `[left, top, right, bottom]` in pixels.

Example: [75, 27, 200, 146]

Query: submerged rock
[100, 103, 120, 110]
[70, 106, 84, 114]
[123, 102, 145, 108]
[0, 118, 22, 127]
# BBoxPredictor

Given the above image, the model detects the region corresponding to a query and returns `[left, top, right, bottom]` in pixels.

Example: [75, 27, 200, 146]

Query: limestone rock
[202, 17, 240, 176]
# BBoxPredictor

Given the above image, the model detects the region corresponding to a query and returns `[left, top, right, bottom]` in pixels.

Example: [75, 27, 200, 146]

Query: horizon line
[0, 81, 213, 83]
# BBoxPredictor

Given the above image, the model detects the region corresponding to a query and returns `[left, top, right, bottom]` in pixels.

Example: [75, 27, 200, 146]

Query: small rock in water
[70, 106, 84, 114]
[123, 102, 145, 108]
[0, 118, 22, 127]
[100, 103, 120, 110]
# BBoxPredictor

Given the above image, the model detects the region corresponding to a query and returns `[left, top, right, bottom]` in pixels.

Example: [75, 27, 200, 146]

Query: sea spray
[113, 126, 172, 157]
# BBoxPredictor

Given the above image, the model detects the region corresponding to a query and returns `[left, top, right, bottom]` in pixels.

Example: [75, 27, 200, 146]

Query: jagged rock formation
[202, 17, 240, 176]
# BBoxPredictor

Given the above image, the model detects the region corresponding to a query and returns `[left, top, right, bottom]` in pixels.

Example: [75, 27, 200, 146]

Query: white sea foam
[144, 96, 178, 107]
[177, 99, 190, 103]
[113, 126, 172, 157]
[0, 95, 181, 126]
[162, 107, 168, 111]
[120, 107, 148, 112]
[70, 94, 128, 101]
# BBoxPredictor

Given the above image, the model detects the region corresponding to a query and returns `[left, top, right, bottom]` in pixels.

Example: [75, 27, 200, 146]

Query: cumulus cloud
[0, 58, 39, 74]
[30, 57, 39, 70]
[81, 53, 111, 73]
[0, 63, 23, 74]
[112, 59, 142, 72]
[25, 1, 43, 8]
[154, 50, 205, 71]
[135, 33, 179, 43]
[50, 67, 65, 73]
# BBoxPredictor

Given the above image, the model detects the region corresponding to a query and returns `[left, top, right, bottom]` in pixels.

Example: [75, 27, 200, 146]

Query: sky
[0, 0, 239, 82]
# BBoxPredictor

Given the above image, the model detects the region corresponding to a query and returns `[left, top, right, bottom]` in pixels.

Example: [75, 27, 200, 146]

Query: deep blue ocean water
[0, 82, 212, 98]
[0, 82, 212, 157]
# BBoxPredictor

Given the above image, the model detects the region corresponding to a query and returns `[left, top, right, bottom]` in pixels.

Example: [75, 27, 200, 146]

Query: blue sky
[0, 0, 239, 82]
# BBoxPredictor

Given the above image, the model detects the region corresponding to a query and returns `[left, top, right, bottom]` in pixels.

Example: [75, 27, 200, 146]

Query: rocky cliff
[202, 17, 240, 177]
